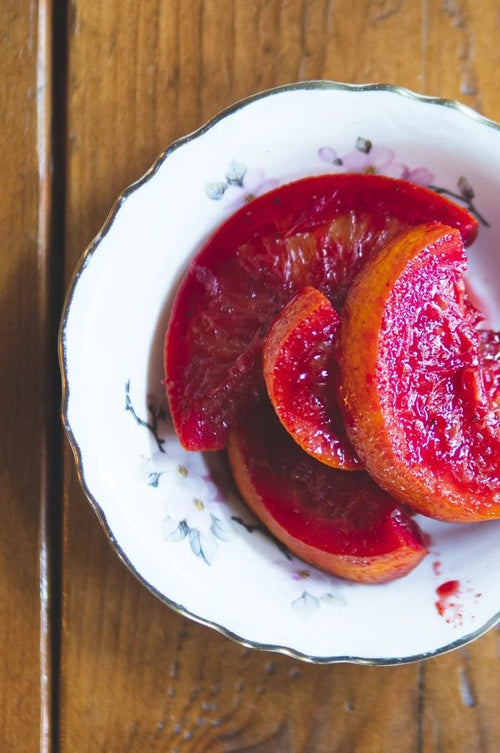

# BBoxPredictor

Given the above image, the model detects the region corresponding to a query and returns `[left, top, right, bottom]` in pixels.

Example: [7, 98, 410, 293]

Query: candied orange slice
[263, 286, 359, 469]
[165, 174, 478, 451]
[337, 222, 500, 522]
[227, 400, 427, 583]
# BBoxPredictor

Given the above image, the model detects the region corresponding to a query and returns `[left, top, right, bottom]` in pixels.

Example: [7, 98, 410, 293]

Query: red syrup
[432, 560, 442, 576]
[437, 579, 460, 598]
[435, 580, 462, 624]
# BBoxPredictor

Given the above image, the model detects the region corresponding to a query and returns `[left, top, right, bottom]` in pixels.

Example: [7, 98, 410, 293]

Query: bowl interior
[61, 83, 500, 663]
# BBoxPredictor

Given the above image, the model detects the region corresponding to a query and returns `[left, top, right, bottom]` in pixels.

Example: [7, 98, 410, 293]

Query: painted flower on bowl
[157, 457, 229, 566]
[274, 560, 348, 614]
[318, 137, 434, 185]
[128, 383, 231, 566]
[205, 159, 279, 207]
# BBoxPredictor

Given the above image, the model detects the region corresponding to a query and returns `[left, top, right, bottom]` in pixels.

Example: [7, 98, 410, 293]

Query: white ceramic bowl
[60, 81, 500, 664]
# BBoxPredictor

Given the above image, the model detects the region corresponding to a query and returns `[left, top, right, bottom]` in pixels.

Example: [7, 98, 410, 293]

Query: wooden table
[3, 1, 500, 750]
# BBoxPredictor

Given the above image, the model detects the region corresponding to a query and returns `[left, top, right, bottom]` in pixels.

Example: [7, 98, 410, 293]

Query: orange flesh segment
[337, 222, 500, 522]
[263, 286, 359, 469]
[227, 400, 427, 583]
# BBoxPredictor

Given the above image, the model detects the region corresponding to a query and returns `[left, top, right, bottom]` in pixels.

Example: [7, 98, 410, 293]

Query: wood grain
[61, 1, 500, 751]
[0, 1, 56, 751]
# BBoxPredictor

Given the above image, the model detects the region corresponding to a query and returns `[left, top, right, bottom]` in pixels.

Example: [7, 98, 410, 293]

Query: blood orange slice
[165, 174, 478, 451]
[227, 399, 427, 583]
[263, 285, 359, 469]
[337, 222, 500, 522]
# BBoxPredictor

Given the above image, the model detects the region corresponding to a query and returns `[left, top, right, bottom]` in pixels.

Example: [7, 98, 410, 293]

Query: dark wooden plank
[0, 1, 56, 751]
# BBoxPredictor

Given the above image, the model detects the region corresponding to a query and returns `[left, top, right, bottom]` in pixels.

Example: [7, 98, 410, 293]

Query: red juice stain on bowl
[432, 560, 442, 576]
[435, 579, 462, 624]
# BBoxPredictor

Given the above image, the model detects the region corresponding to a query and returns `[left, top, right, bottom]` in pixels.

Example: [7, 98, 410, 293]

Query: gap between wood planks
[37, 1, 68, 751]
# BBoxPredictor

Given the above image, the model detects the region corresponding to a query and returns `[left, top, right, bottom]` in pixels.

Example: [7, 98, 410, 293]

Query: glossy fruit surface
[480, 329, 500, 409]
[263, 285, 359, 469]
[337, 222, 500, 522]
[227, 399, 427, 583]
[165, 174, 478, 451]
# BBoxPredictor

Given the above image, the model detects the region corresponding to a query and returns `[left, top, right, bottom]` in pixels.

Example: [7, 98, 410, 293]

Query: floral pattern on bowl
[60, 82, 500, 664]
[126, 380, 349, 609]
[206, 159, 279, 207]
[207, 136, 489, 226]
